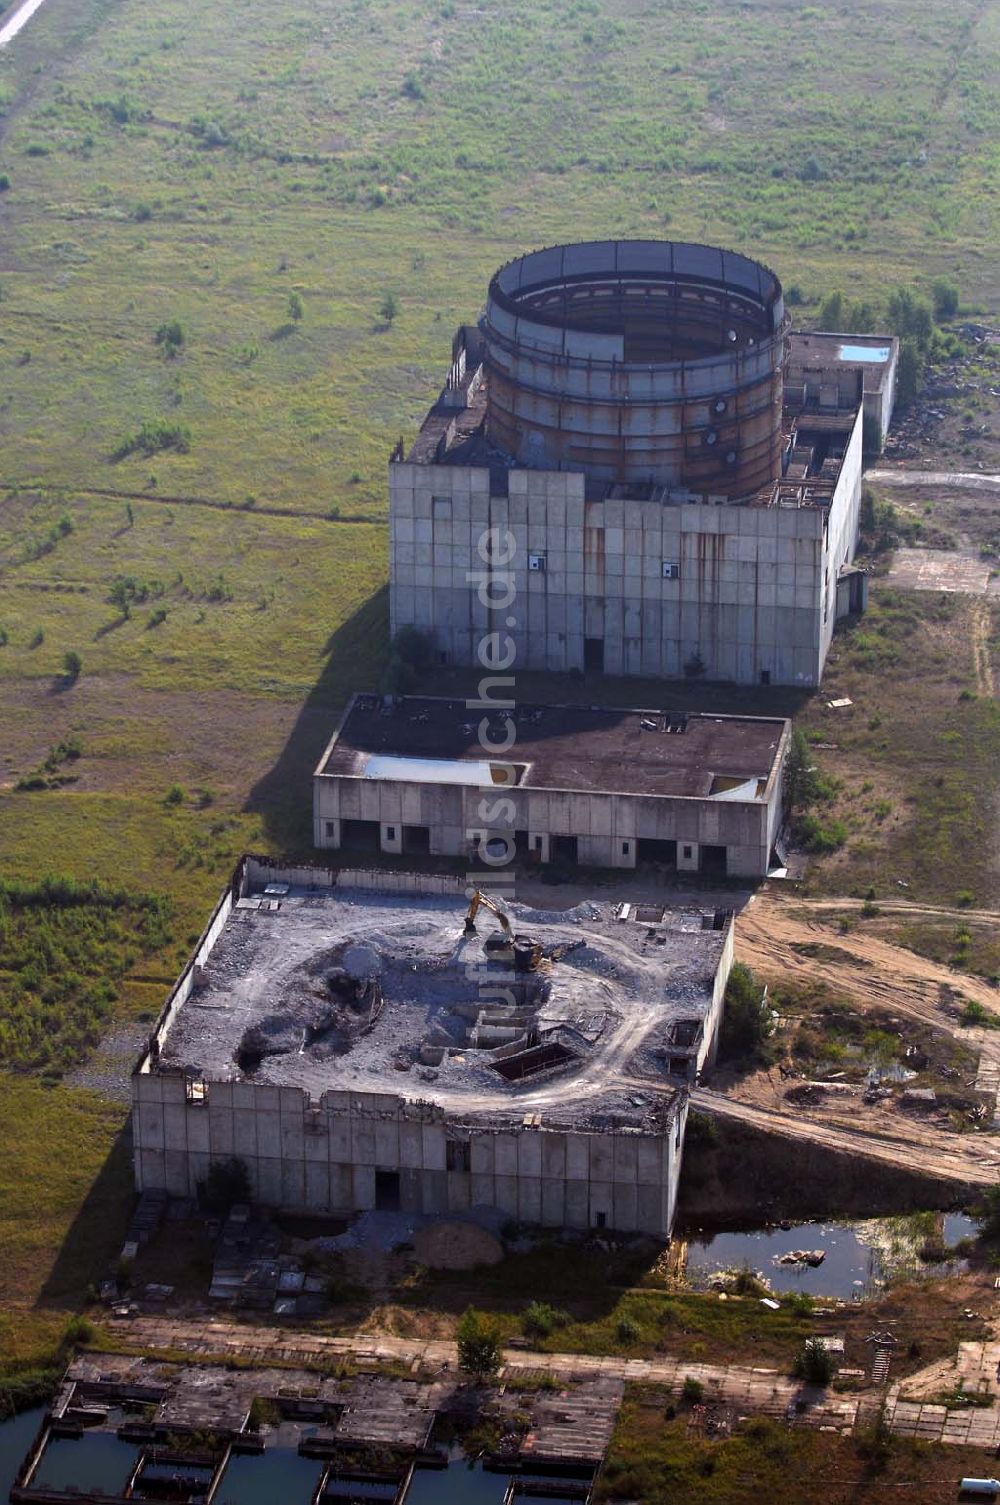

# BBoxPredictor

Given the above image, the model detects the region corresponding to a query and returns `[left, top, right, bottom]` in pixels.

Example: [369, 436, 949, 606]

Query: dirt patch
[412, 1221, 504, 1270]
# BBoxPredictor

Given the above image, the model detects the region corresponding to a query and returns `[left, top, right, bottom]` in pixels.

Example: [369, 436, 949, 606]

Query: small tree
[456, 1308, 503, 1383]
[719, 962, 773, 1062]
[287, 292, 303, 323]
[816, 289, 844, 331]
[379, 291, 400, 326]
[931, 278, 959, 322]
[62, 650, 82, 681]
[896, 337, 924, 408]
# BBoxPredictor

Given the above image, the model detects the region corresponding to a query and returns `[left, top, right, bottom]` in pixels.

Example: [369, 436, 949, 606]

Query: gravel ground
[65, 1020, 149, 1102]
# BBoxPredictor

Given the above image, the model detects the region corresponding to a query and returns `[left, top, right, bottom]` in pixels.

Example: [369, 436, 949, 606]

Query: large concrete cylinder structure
[482, 239, 788, 498]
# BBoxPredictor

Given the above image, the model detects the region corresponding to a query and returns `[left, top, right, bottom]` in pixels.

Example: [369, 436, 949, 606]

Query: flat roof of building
[146, 872, 728, 1131]
[318, 696, 787, 802]
[787, 330, 899, 393]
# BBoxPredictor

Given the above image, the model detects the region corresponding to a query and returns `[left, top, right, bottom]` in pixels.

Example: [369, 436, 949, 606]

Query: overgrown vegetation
[0, 875, 172, 1074]
[718, 963, 774, 1065]
[112, 418, 191, 461]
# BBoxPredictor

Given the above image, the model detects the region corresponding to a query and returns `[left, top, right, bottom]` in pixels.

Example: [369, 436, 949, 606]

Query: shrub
[112, 418, 191, 461]
[0, 174, 10, 192]
[521, 1301, 568, 1339]
[456, 1308, 503, 1382]
[287, 291, 303, 322]
[797, 812, 847, 854]
[164, 784, 185, 806]
[62, 649, 82, 680]
[64, 1314, 94, 1345]
[147, 608, 167, 629]
[379, 291, 400, 325]
[681, 1376, 704, 1403]
[616, 1317, 639, 1343]
[793, 1337, 835, 1385]
[154, 320, 185, 355]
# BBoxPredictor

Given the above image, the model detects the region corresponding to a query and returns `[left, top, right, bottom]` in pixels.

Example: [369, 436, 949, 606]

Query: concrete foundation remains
[131, 857, 735, 1237]
[389, 238, 888, 686]
[313, 693, 789, 878]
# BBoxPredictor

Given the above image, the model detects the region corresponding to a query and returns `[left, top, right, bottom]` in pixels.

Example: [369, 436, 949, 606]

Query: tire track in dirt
[686, 889, 1000, 1188]
[972, 598, 995, 697]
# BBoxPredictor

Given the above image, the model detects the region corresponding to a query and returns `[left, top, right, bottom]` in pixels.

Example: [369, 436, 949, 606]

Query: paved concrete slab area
[888, 548, 995, 594]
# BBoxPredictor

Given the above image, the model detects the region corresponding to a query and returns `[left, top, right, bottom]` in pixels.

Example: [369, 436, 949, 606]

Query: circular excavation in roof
[481, 238, 788, 496]
[226, 912, 626, 1094]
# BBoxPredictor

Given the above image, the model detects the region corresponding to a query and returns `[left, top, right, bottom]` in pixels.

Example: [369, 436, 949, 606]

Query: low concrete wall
[132, 1077, 679, 1236]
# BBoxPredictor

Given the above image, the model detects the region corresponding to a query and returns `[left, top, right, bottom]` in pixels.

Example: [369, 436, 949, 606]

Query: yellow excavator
[463, 890, 543, 972]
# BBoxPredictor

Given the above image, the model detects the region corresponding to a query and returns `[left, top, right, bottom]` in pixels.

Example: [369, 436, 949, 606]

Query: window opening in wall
[528, 552, 546, 572]
[662, 560, 680, 579]
[621, 842, 630, 856]
[386, 826, 397, 842]
[325, 821, 336, 839]
[595, 1211, 607, 1229]
[760, 669, 771, 686]
[446, 1140, 471, 1173]
[185, 1079, 208, 1105]
[375, 1171, 401, 1211]
[682, 845, 694, 859]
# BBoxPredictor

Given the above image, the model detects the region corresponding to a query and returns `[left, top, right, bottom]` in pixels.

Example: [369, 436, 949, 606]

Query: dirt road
[692, 888, 1000, 1190]
[867, 469, 1000, 492]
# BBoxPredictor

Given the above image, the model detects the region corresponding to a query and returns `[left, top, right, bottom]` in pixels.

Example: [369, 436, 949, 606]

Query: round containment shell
[960, 1482, 1000, 1498]
[481, 239, 788, 498]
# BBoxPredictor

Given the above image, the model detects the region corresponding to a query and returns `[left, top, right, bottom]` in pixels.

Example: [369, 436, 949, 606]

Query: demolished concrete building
[131, 857, 735, 1237]
[389, 239, 888, 685]
[313, 693, 790, 878]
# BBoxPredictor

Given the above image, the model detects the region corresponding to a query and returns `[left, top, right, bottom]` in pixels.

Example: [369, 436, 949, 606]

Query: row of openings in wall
[334, 819, 431, 855]
[330, 823, 727, 874]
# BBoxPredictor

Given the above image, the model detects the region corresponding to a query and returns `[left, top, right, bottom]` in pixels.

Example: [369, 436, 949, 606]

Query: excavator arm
[463, 889, 512, 936]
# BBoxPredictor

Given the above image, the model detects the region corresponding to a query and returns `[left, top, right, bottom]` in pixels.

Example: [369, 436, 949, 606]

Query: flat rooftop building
[132, 857, 735, 1237]
[314, 693, 790, 878]
[389, 238, 880, 686]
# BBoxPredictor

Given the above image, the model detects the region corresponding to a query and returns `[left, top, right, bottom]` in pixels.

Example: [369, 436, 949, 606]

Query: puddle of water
[683, 1213, 980, 1298]
[0, 1407, 47, 1499]
[215, 1446, 325, 1505]
[32, 1431, 140, 1493]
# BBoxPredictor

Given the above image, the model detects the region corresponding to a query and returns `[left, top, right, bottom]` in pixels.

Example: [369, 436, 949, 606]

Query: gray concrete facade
[132, 1076, 685, 1236]
[388, 406, 864, 688]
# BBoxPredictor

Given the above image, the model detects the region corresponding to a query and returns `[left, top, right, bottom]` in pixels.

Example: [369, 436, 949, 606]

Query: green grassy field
[0, 0, 998, 1397]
